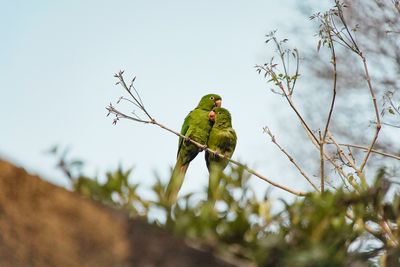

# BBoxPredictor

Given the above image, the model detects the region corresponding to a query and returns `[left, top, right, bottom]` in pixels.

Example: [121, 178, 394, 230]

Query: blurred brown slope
[0, 160, 233, 267]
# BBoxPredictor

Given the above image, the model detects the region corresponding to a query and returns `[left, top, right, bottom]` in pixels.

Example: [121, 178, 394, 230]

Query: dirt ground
[0, 160, 233, 267]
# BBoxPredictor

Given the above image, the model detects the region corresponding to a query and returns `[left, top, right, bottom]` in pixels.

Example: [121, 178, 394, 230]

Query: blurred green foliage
[49, 147, 399, 266]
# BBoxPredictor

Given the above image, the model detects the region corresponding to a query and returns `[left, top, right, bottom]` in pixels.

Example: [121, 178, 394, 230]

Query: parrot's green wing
[177, 111, 192, 158]
[177, 108, 211, 165]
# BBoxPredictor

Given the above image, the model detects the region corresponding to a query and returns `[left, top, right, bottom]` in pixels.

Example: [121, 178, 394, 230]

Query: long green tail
[165, 159, 189, 205]
[207, 163, 223, 204]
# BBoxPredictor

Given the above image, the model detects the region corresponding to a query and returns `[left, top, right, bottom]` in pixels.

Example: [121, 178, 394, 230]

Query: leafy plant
[50, 147, 399, 266]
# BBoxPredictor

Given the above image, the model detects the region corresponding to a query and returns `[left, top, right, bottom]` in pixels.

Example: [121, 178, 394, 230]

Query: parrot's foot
[212, 150, 219, 159]
[184, 137, 192, 145]
[199, 144, 207, 152]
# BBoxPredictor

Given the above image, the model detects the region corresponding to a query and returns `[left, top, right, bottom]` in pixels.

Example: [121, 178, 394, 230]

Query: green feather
[165, 94, 222, 205]
[205, 107, 237, 203]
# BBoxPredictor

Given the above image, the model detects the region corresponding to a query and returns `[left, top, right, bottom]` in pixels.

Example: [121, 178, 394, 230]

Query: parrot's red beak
[208, 110, 216, 122]
[214, 99, 221, 107]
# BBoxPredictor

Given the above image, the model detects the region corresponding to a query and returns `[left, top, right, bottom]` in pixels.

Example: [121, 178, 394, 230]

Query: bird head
[208, 107, 232, 125]
[197, 94, 222, 110]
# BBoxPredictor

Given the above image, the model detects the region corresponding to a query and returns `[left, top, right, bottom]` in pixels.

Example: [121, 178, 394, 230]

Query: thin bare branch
[337, 170, 351, 191]
[330, 143, 400, 161]
[328, 132, 367, 189]
[380, 122, 400, 128]
[118, 96, 143, 110]
[328, 10, 354, 50]
[291, 49, 300, 95]
[106, 104, 151, 124]
[322, 30, 337, 140]
[346, 146, 356, 164]
[327, 132, 357, 173]
[264, 127, 319, 192]
[280, 81, 320, 144]
[379, 218, 399, 246]
[335, 0, 360, 53]
[358, 55, 381, 172]
[114, 71, 153, 120]
[318, 130, 325, 192]
[274, 36, 292, 93]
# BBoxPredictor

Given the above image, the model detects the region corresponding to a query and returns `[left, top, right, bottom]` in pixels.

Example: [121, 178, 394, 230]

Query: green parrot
[165, 94, 222, 205]
[205, 107, 237, 202]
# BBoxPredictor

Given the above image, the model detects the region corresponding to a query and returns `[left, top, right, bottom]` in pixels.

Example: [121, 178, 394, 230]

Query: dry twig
[327, 143, 400, 161]
[263, 127, 319, 192]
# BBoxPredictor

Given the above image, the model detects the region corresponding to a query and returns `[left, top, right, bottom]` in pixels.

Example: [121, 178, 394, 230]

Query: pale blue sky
[1, 1, 327, 201]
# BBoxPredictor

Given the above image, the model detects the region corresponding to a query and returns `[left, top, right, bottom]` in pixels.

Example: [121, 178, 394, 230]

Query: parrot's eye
[210, 96, 214, 100]
[218, 112, 221, 114]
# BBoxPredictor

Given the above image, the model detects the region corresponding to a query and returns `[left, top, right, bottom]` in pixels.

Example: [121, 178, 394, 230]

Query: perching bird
[165, 94, 222, 205]
[205, 107, 237, 202]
